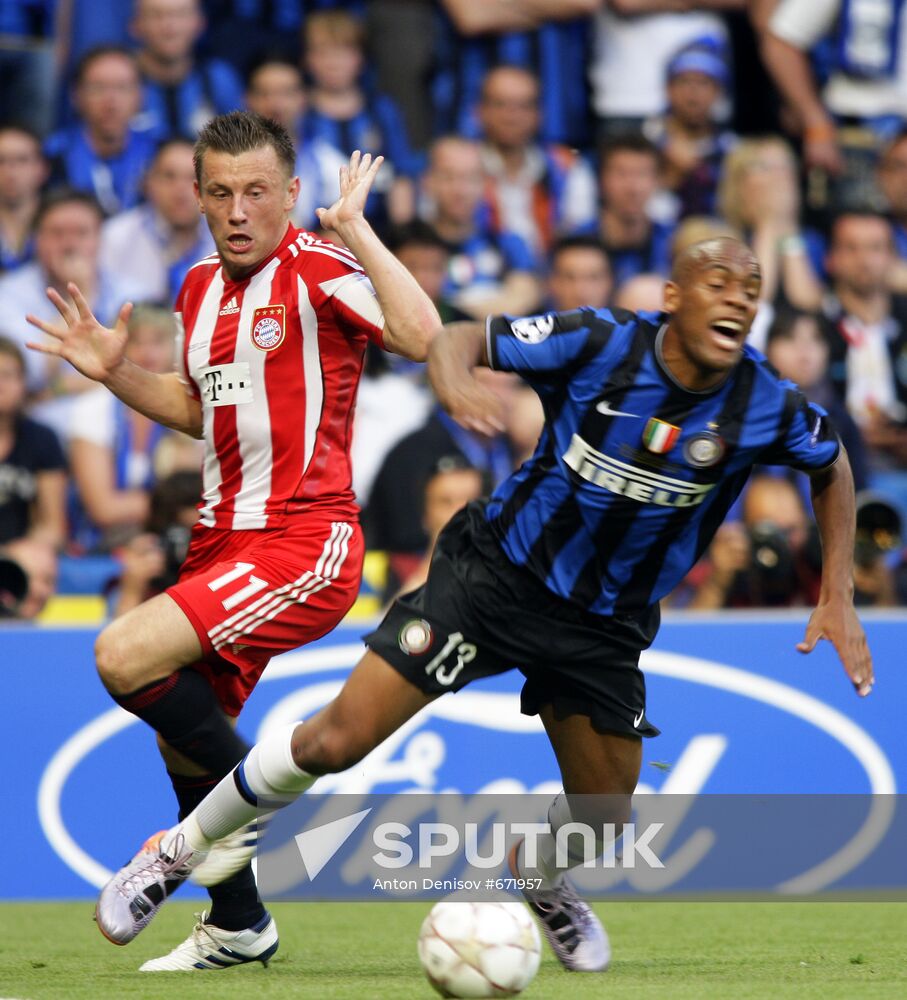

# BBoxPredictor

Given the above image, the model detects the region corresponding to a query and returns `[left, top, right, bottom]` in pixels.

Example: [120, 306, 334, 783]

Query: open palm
[26, 283, 131, 384]
[316, 150, 383, 233]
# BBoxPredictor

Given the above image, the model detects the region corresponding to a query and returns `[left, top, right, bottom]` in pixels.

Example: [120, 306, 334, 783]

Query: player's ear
[285, 175, 301, 211]
[663, 280, 681, 313]
[194, 179, 204, 214]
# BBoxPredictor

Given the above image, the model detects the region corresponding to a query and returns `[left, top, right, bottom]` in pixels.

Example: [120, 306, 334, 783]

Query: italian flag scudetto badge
[642, 417, 681, 454]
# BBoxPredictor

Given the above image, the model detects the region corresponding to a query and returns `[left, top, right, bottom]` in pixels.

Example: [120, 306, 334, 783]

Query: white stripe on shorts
[207, 522, 353, 651]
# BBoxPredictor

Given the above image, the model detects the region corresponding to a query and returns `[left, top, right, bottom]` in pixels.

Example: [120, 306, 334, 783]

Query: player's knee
[94, 625, 131, 694]
[292, 721, 368, 775]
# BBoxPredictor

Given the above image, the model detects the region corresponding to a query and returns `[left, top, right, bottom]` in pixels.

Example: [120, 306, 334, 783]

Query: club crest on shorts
[398, 619, 433, 655]
[642, 417, 681, 454]
[683, 430, 725, 467]
[251, 304, 285, 351]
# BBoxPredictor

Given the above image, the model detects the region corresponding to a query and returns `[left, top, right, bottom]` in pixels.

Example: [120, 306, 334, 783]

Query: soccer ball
[417, 900, 541, 998]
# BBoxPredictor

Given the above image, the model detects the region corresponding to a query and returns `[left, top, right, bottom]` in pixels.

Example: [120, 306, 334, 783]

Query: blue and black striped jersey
[485, 307, 841, 615]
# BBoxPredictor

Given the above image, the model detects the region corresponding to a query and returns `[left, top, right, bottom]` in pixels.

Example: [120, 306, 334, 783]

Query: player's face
[196, 145, 300, 281]
[548, 248, 612, 311]
[147, 143, 199, 229]
[662, 244, 761, 390]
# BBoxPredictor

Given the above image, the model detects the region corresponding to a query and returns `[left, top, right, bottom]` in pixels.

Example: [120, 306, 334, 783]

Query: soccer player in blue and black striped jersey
[97, 238, 874, 975]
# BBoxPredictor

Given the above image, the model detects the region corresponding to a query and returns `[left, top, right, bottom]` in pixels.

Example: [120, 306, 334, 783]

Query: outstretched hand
[316, 150, 383, 234]
[797, 598, 874, 697]
[26, 283, 132, 385]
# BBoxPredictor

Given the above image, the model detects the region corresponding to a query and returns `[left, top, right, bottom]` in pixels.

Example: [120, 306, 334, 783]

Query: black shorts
[364, 502, 661, 738]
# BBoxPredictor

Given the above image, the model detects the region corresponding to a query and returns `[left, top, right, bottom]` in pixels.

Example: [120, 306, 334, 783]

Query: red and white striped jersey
[174, 225, 385, 530]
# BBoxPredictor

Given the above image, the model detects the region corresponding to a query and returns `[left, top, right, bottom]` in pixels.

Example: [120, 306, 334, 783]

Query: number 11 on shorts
[207, 562, 270, 611]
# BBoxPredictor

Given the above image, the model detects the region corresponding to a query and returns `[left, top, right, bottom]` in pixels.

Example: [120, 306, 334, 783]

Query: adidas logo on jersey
[219, 296, 240, 316]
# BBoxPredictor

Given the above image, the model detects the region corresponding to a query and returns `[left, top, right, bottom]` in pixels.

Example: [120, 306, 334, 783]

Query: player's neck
[659, 323, 728, 393]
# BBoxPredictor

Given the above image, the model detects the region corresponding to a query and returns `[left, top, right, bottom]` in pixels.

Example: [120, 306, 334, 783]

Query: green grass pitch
[1, 901, 905, 999]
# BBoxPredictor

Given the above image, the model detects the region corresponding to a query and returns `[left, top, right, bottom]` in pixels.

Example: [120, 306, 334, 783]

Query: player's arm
[427, 321, 506, 436]
[799, 449, 874, 697]
[317, 152, 439, 362]
[442, 0, 599, 35]
[26, 284, 203, 439]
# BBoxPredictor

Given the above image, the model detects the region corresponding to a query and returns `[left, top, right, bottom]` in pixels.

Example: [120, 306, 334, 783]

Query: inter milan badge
[642, 417, 681, 454]
[251, 304, 286, 351]
[398, 619, 433, 655]
[684, 430, 726, 467]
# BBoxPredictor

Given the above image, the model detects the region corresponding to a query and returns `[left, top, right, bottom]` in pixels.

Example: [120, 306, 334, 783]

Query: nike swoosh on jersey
[596, 400, 641, 418]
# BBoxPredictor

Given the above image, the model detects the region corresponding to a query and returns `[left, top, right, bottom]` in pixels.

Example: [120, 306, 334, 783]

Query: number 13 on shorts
[207, 562, 270, 611]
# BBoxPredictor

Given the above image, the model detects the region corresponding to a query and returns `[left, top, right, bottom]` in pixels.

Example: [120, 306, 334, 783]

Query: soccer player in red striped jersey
[26, 110, 439, 970]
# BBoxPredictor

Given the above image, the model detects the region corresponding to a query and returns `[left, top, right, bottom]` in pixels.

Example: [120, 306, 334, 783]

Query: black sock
[206, 864, 267, 932]
[113, 668, 249, 775]
[166, 767, 266, 933]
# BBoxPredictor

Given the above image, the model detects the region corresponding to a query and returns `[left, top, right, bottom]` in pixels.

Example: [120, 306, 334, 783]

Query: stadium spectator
[131, 0, 245, 140]
[644, 36, 737, 218]
[613, 273, 666, 312]
[688, 475, 821, 609]
[364, 369, 520, 583]
[66, 305, 178, 552]
[45, 47, 157, 217]
[877, 130, 907, 293]
[397, 454, 485, 594]
[302, 9, 418, 228]
[0, 337, 66, 549]
[99, 138, 214, 305]
[546, 235, 613, 312]
[589, 2, 735, 139]
[0, 189, 147, 406]
[477, 65, 596, 256]
[112, 469, 203, 617]
[582, 135, 674, 288]
[760, 0, 907, 180]
[820, 212, 907, 485]
[437, 0, 598, 148]
[0, 125, 48, 274]
[421, 136, 540, 318]
[717, 137, 824, 317]
[244, 59, 345, 233]
[0, 0, 57, 136]
[0, 536, 58, 619]
[765, 309, 869, 493]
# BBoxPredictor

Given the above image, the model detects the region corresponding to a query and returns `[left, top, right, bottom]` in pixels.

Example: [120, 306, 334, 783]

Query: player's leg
[95, 593, 253, 776]
[95, 647, 437, 946]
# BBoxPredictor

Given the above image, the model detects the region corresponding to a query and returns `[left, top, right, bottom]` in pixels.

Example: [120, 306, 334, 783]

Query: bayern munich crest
[251, 304, 286, 351]
[683, 430, 726, 468]
[398, 619, 434, 656]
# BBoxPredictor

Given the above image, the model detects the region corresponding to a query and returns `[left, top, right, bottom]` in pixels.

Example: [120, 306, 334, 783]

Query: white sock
[166, 723, 316, 851]
[518, 792, 621, 889]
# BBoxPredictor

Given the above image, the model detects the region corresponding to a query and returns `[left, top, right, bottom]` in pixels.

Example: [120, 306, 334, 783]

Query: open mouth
[710, 318, 745, 349]
[226, 234, 253, 252]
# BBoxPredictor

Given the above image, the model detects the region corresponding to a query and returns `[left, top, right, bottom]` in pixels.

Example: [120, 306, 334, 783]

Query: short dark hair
[0, 336, 25, 376]
[0, 122, 44, 151]
[385, 220, 448, 255]
[549, 235, 610, 267]
[193, 110, 296, 182]
[766, 308, 822, 346]
[828, 209, 895, 246]
[34, 187, 104, 230]
[597, 133, 661, 171]
[246, 57, 303, 91]
[72, 44, 138, 87]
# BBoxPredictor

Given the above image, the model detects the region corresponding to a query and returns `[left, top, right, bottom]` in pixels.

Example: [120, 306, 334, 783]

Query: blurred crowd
[1, 0, 906, 618]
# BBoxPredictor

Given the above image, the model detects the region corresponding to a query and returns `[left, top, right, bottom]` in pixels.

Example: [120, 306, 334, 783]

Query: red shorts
[167, 516, 364, 716]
